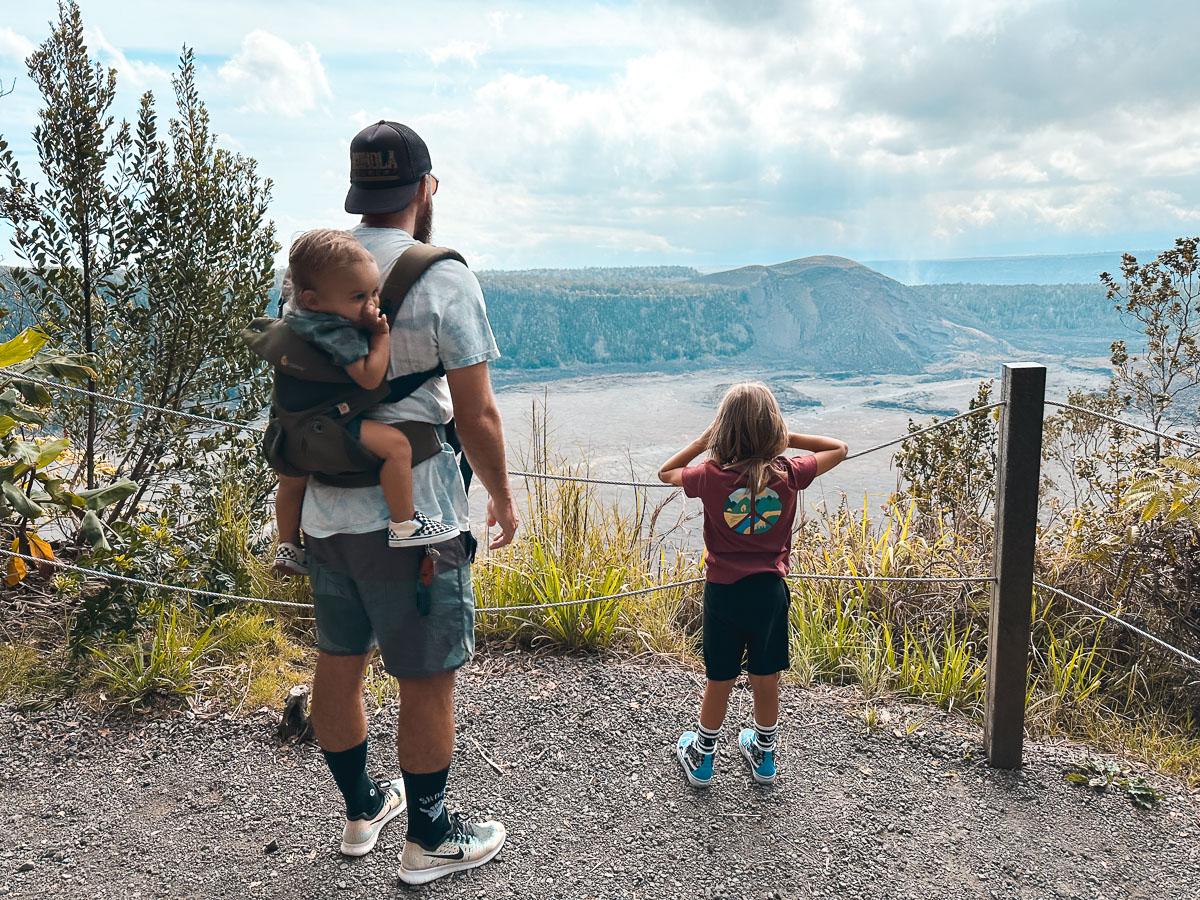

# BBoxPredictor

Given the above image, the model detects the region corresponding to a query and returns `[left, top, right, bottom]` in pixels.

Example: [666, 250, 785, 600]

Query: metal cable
[787, 572, 993, 584]
[0, 367, 265, 434]
[0, 548, 312, 609]
[844, 401, 1006, 460]
[1032, 580, 1200, 669]
[0, 541, 996, 619]
[474, 577, 706, 613]
[0, 368, 1012, 486]
[1043, 401, 1200, 451]
[509, 470, 667, 488]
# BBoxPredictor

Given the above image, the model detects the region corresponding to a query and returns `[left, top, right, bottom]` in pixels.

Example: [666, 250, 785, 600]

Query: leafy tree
[106, 49, 276, 518]
[1040, 385, 1145, 516]
[893, 381, 997, 541]
[0, 326, 136, 586]
[0, 1, 146, 489]
[0, 3, 277, 527]
[1102, 238, 1200, 455]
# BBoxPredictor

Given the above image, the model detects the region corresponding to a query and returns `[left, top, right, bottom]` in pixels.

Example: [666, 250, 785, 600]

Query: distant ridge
[698, 255, 1005, 374]
[699, 250, 1159, 286]
[862, 251, 1155, 286]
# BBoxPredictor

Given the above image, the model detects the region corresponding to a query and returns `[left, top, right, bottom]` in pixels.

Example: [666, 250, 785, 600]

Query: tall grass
[473, 400, 702, 654]
[4, 400, 1197, 784]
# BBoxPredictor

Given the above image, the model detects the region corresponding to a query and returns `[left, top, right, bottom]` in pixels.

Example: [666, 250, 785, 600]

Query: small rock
[16, 862, 34, 873]
[264, 839, 279, 854]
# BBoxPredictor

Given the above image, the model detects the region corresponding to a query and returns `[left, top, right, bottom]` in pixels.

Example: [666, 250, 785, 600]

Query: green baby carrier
[242, 244, 469, 488]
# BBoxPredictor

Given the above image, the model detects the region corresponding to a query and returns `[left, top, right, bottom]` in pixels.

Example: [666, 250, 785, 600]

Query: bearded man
[299, 120, 517, 886]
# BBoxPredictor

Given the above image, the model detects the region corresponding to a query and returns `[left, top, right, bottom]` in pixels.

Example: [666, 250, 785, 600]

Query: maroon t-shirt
[681, 455, 818, 584]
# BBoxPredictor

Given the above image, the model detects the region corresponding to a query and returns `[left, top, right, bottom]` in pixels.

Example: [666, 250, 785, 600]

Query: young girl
[659, 382, 847, 786]
[273, 229, 454, 575]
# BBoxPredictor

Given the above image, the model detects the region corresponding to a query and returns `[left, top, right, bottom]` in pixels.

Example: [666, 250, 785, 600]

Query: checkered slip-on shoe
[388, 511, 457, 548]
[272, 541, 308, 577]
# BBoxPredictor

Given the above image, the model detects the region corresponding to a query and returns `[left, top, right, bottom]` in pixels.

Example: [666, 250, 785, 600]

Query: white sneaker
[397, 813, 506, 885]
[388, 511, 457, 548]
[340, 779, 405, 856]
[273, 541, 308, 577]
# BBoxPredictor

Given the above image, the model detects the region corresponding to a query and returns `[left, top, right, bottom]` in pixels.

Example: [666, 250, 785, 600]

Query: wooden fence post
[984, 362, 1046, 768]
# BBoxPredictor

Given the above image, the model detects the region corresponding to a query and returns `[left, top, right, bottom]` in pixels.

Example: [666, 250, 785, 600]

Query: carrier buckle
[335, 402, 350, 416]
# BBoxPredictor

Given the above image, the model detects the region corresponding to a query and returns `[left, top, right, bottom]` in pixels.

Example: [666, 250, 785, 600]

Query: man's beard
[414, 199, 434, 244]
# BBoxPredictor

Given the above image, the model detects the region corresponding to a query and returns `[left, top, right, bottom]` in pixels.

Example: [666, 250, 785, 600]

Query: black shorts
[702, 572, 790, 681]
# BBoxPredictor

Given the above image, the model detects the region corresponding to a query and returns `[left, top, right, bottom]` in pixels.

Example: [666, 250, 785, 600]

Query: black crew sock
[402, 765, 452, 849]
[322, 739, 383, 820]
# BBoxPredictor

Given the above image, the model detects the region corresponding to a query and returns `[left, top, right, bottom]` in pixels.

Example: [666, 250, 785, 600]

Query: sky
[1, 0, 1198, 270]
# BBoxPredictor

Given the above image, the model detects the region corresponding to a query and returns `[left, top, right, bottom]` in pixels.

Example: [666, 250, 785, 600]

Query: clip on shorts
[306, 529, 475, 679]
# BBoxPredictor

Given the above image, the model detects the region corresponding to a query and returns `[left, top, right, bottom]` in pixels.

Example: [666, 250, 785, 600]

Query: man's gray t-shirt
[298, 226, 500, 538]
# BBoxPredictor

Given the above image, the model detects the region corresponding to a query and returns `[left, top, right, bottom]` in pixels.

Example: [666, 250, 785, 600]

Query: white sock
[754, 719, 778, 751]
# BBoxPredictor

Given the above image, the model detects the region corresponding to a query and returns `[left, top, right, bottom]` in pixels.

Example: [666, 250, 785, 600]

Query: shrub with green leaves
[0, 327, 137, 580]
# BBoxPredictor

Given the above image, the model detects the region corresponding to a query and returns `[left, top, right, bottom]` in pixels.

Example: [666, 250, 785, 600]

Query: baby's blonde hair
[284, 228, 375, 307]
[708, 382, 789, 500]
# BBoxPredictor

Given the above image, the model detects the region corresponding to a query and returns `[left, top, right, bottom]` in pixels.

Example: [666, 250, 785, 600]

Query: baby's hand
[368, 306, 389, 335]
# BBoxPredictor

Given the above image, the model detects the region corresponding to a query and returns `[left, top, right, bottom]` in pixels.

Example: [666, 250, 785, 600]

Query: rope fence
[1043, 400, 1200, 451]
[2, 364, 1198, 705]
[843, 402, 1005, 460]
[1032, 580, 1200, 669]
[0, 367, 265, 434]
[0, 545, 997, 616]
[0, 368, 1009, 485]
[0, 548, 312, 610]
[508, 470, 666, 489]
[8, 546, 1194, 670]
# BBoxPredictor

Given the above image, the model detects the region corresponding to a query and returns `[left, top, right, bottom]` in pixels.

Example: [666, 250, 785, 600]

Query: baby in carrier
[273, 229, 455, 575]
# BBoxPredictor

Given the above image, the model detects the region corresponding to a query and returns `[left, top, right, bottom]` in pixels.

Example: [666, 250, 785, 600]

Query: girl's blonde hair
[708, 382, 789, 500]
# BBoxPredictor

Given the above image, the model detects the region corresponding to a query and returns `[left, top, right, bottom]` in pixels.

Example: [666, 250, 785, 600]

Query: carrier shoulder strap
[378, 243, 466, 401]
[379, 244, 467, 323]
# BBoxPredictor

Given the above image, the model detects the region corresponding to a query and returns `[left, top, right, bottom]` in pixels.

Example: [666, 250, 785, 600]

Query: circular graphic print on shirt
[723, 487, 783, 534]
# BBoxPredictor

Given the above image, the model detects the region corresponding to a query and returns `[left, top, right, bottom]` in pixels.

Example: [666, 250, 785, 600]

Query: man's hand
[445, 361, 518, 548]
[486, 495, 518, 549]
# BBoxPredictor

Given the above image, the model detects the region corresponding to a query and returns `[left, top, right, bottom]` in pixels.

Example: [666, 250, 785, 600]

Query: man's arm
[445, 361, 518, 548]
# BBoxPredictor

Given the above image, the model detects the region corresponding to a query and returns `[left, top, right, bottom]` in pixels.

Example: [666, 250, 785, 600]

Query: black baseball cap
[344, 120, 432, 215]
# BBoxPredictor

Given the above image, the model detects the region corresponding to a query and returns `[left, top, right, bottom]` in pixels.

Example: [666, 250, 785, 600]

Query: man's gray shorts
[306, 530, 474, 679]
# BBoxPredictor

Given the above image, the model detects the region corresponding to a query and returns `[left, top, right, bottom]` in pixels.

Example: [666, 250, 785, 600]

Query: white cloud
[87, 27, 169, 92]
[219, 30, 331, 117]
[8, 0, 1189, 265]
[0, 26, 35, 62]
[427, 40, 488, 66]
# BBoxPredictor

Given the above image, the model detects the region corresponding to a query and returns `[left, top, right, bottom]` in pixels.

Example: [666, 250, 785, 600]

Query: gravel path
[1, 651, 1197, 900]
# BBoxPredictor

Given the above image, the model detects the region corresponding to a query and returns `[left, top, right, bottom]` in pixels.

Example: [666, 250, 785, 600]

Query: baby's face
[302, 258, 382, 327]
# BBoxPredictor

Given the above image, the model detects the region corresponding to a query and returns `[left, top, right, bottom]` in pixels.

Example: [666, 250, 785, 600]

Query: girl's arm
[788, 432, 849, 476]
[658, 424, 713, 487]
[344, 320, 390, 390]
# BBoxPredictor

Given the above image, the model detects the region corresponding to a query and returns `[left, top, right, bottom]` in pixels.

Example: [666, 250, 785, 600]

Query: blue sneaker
[738, 728, 777, 784]
[676, 732, 714, 787]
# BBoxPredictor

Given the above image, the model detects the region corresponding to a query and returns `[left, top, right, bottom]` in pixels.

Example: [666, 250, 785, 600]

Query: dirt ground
[2, 651, 1197, 900]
